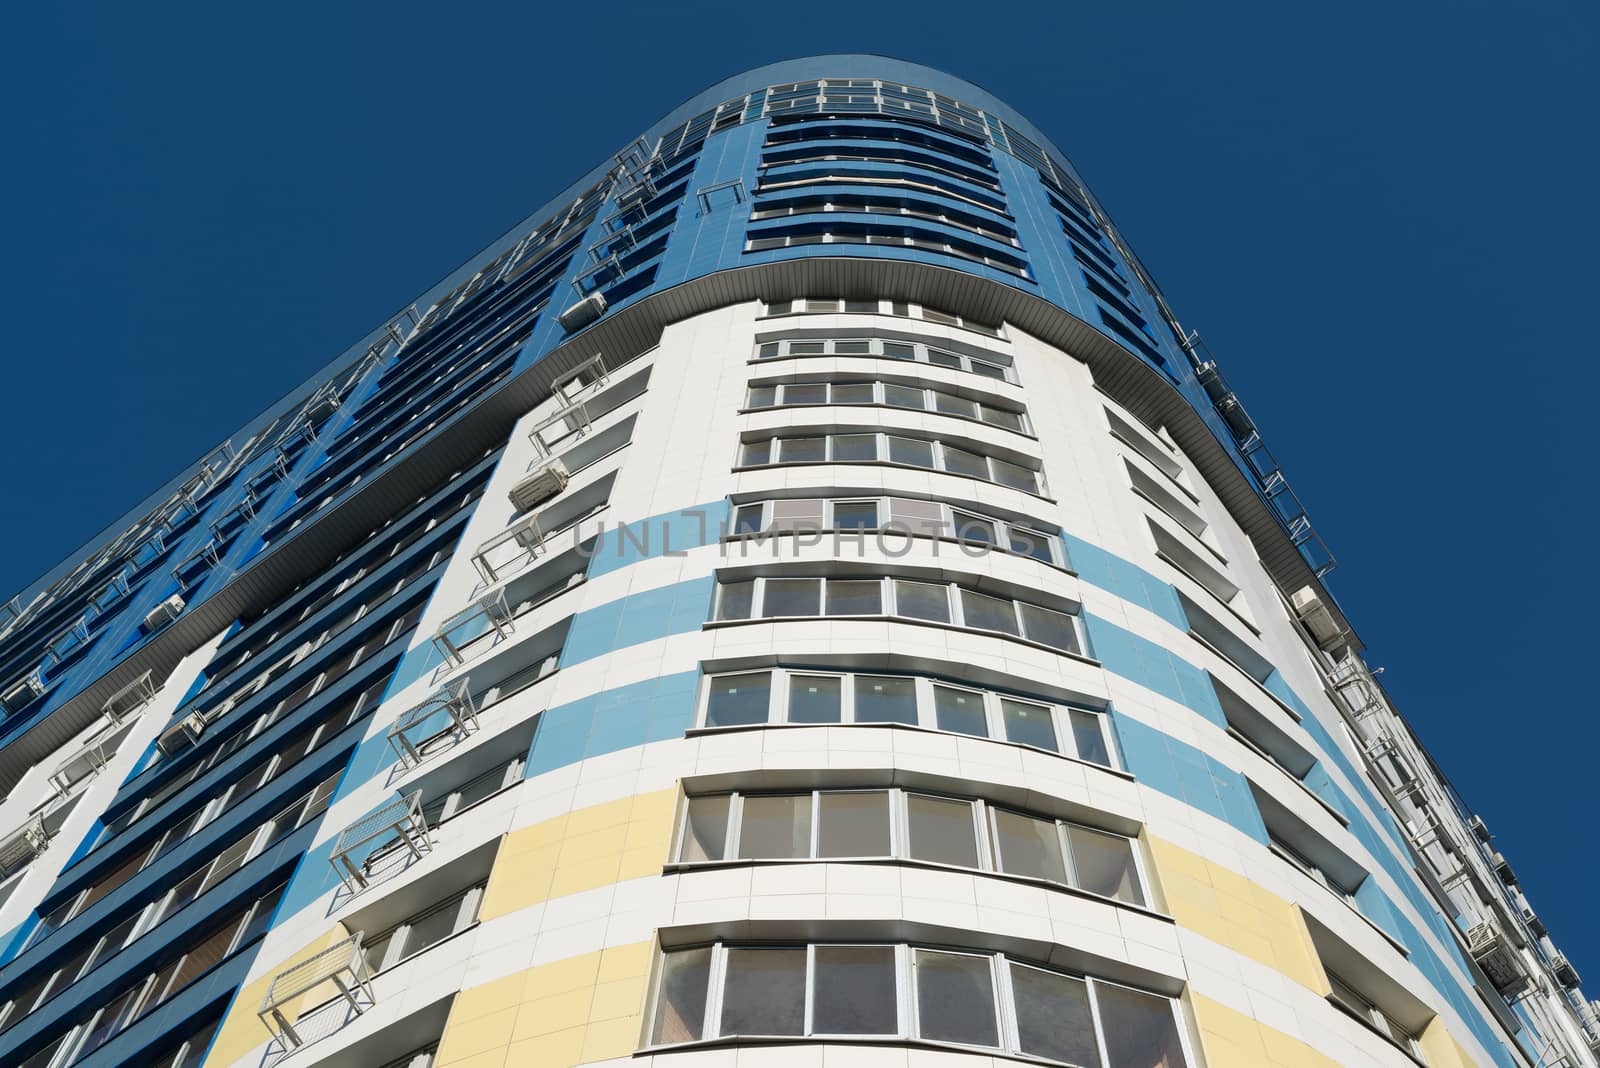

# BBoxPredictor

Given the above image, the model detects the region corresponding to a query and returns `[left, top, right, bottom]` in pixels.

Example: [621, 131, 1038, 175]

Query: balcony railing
[102, 670, 158, 721]
[386, 680, 478, 768]
[329, 791, 431, 892]
[430, 588, 513, 667]
[471, 502, 607, 585]
[48, 718, 130, 797]
[258, 933, 375, 1050]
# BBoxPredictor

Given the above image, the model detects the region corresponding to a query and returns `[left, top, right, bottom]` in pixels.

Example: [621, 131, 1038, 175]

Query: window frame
[744, 378, 1030, 434]
[362, 883, 485, 975]
[672, 786, 1148, 908]
[752, 335, 1015, 382]
[724, 495, 1067, 568]
[711, 575, 1085, 655]
[738, 431, 1043, 495]
[645, 940, 1193, 1066]
[695, 668, 1119, 770]
[1325, 970, 1422, 1057]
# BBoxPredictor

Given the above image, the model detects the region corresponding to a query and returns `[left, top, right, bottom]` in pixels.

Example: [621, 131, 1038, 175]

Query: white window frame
[738, 432, 1042, 494]
[725, 495, 1067, 567]
[1326, 971, 1422, 1056]
[712, 575, 1084, 654]
[674, 787, 1147, 907]
[645, 940, 1194, 1065]
[753, 335, 1014, 382]
[745, 379, 1029, 434]
[363, 883, 484, 974]
[421, 756, 525, 826]
[696, 668, 1117, 769]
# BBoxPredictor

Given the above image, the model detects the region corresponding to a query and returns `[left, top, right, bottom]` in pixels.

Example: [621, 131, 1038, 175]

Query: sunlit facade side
[0, 56, 1592, 1068]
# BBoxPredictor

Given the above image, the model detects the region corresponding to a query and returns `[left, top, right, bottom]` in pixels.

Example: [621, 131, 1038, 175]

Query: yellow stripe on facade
[478, 788, 676, 921]
[204, 926, 351, 1067]
[1193, 994, 1342, 1068]
[434, 941, 653, 1068]
[1156, 837, 1493, 1068]
[1148, 836, 1330, 995]
[1418, 1018, 1485, 1068]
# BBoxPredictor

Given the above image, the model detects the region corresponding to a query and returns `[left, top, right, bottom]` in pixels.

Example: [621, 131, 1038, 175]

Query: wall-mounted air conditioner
[558, 292, 607, 333]
[1290, 585, 1345, 652]
[1468, 921, 1530, 997]
[142, 595, 185, 632]
[156, 710, 207, 754]
[508, 460, 570, 514]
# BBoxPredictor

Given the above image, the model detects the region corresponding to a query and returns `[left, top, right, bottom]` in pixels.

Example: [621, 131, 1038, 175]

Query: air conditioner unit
[1195, 361, 1228, 404]
[1215, 393, 1257, 441]
[508, 460, 570, 514]
[1468, 922, 1530, 997]
[156, 710, 207, 755]
[1552, 953, 1582, 990]
[2, 670, 47, 713]
[1470, 814, 1491, 843]
[142, 595, 186, 632]
[1290, 586, 1345, 651]
[0, 815, 50, 876]
[303, 390, 341, 424]
[558, 292, 607, 333]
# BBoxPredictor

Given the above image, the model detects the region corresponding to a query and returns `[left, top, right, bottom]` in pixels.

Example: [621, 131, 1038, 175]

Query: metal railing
[386, 680, 478, 769]
[431, 589, 513, 667]
[258, 933, 375, 1050]
[1192, 353, 1336, 578]
[102, 670, 158, 721]
[329, 791, 430, 892]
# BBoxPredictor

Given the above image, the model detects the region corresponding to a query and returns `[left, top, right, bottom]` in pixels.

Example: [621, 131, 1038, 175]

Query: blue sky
[4, 2, 1595, 975]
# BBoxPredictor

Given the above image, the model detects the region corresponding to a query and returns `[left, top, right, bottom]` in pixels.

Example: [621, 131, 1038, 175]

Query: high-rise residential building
[0, 55, 1591, 1068]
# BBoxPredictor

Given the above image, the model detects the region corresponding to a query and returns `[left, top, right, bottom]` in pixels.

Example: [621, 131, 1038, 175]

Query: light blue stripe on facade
[1083, 612, 1226, 728]
[583, 502, 729, 579]
[1071, 529, 1447, 946]
[1110, 710, 1268, 844]
[558, 576, 714, 668]
[0, 924, 22, 967]
[1064, 534, 1188, 630]
[524, 669, 700, 777]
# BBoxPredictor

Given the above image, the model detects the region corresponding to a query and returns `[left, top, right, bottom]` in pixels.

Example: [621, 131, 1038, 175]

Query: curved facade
[0, 56, 1593, 1068]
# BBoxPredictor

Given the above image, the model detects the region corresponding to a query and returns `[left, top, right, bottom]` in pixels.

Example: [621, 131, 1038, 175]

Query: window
[5, 771, 342, 1033]
[704, 672, 770, 727]
[745, 379, 1028, 432]
[751, 197, 1020, 245]
[712, 575, 1083, 654]
[856, 674, 919, 724]
[647, 942, 1190, 1064]
[765, 299, 1003, 337]
[47, 671, 371, 939]
[17, 880, 286, 1065]
[744, 226, 1029, 277]
[1327, 972, 1420, 1055]
[420, 756, 524, 826]
[363, 884, 484, 973]
[675, 788, 1146, 906]
[740, 432, 1042, 494]
[763, 298, 884, 316]
[752, 335, 1015, 382]
[698, 668, 1117, 767]
[1268, 829, 1356, 903]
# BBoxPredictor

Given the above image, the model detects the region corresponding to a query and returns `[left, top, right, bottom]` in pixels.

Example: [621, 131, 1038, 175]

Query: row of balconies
[1321, 650, 1597, 1048]
[249, 359, 637, 1050]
